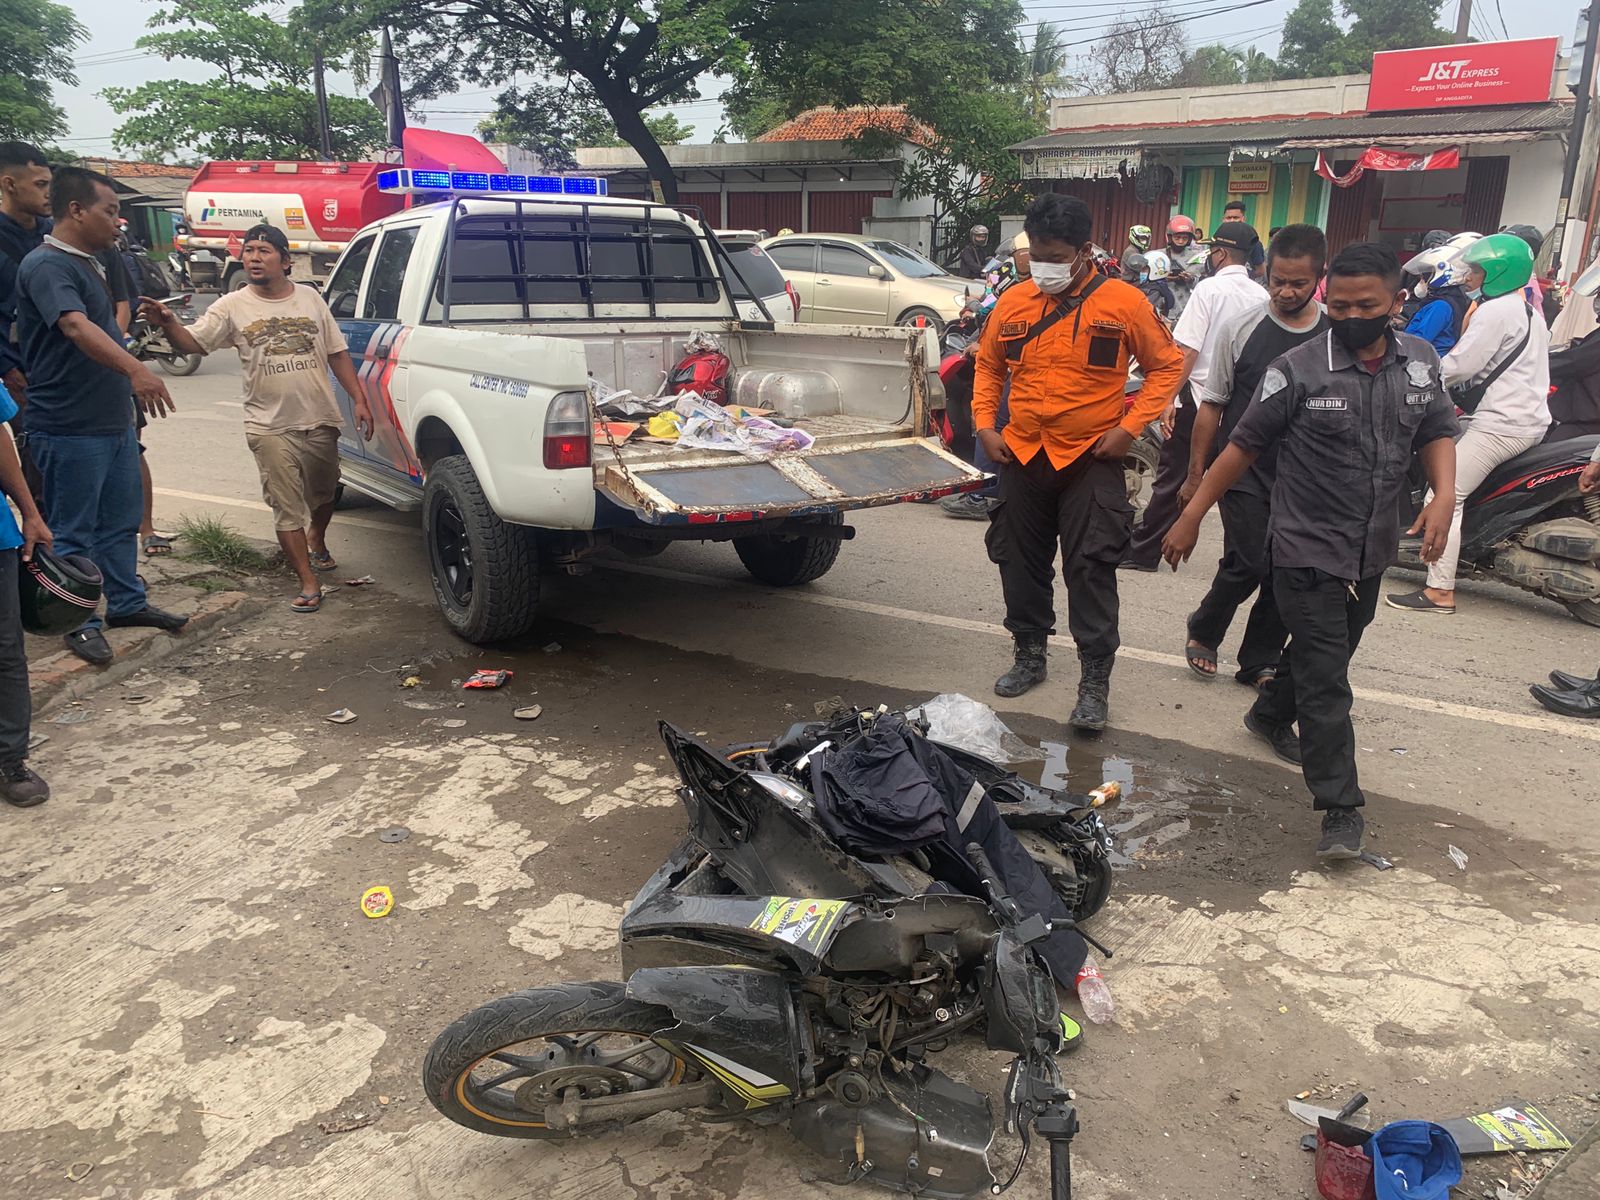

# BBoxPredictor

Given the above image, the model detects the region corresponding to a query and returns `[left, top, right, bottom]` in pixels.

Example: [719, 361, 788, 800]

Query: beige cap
[1012, 231, 1030, 251]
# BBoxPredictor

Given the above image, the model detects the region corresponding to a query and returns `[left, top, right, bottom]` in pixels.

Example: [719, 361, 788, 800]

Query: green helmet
[1459, 232, 1534, 299]
[20, 547, 103, 635]
[1128, 224, 1152, 250]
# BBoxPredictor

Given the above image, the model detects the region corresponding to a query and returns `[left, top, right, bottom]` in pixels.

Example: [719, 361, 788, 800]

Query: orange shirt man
[972, 193, 1182, 732]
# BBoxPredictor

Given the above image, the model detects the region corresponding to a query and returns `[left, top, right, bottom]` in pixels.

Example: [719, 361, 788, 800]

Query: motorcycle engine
[790, 1063, 996, 1200]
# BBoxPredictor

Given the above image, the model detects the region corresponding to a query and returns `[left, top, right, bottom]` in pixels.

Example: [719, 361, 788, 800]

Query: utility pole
[1455, 0, 1472, 42]
[313, 41, 334, 160]
[1551, 0, 1600, 273]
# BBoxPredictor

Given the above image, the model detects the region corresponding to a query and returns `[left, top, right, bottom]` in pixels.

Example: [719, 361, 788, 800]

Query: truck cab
[322, 170, 985, 644]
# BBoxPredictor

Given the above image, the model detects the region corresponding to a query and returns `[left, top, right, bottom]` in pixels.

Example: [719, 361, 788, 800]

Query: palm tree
[1026, 22, 1069, 126]
[1237, 46, 1277, 83]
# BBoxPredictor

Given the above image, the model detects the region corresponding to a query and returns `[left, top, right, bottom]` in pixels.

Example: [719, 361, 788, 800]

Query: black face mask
[1276, 289, 1316, 317]
[1329, 312, 1392, 352]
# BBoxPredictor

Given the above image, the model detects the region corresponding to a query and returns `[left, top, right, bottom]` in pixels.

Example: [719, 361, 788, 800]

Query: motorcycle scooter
[1396, 433, 1600, 624]
[424, 708, 1118, 1198]
[128, 293, 202, 378]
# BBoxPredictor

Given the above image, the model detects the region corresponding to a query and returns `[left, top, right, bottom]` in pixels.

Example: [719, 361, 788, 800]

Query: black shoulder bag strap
[1454, 302, 1532, 415]
[1005, 274, 1106, 362]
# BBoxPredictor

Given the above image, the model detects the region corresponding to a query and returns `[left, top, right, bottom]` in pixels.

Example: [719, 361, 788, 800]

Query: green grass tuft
[175, 515, 270, 574]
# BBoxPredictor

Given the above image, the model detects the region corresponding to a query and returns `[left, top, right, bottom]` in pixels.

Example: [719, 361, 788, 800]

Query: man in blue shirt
[0, 380, 53, 806]
[15, 166, 185, 665]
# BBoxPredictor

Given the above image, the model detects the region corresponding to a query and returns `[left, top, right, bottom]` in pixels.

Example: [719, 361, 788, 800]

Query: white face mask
[1031, 257, 1083, 295]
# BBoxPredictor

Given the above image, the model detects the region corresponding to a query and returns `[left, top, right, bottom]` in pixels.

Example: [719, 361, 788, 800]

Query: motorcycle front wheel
[157, 351, 201, 377]
[423, 980, 699, 1139]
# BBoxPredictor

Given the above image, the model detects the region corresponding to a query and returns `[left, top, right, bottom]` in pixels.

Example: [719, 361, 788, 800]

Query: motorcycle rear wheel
[423, 980, 696, 1139]
[1565, 598, 1600, 626]
[157, 351, 201, 377]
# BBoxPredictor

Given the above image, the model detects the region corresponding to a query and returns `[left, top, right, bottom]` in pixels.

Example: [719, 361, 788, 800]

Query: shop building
[1011, 38, 1580, 267]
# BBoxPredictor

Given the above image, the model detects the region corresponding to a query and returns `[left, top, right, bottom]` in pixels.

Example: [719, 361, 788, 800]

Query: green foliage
[1173, 43, 1279, 88]
[479, 84, 694, 170]
[176, 515, 270, 573]
[1278, 0, 1454, 81]
[1025, 22, 1071, 124]
[383, 0, 748, 201]
[0, 0, 86, 143]
[104, 0, 386, 159]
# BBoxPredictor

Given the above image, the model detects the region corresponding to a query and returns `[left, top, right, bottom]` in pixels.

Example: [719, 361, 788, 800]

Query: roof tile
[756, 105, 932, 145]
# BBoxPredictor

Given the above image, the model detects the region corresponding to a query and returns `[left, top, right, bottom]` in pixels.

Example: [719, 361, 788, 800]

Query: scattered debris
[27, 732, 48, 751]
[318, 1114, 377, 1134]
[65, 1161, 94, 1183]
[401, 675, 422, 688]
[423, 717, 467, 729]
[514, 705, 543, 721]
[360, 886, 395, 919]
[378, 1095, 391, 1106]
[325, 708, 358, 724]
[814, 696, 844, 716]
[50, 708, 93, 725]
[124, 694, 153, 705]
[1447, 845, 1469, 871]
[1358, 850, 1393, 871]
[542, 642, 562, 654]
[1390, 746, 1408, 756]
[377, 826, 410, 844]
[463, 669, 512, 689]
[344, 575, 376, 586]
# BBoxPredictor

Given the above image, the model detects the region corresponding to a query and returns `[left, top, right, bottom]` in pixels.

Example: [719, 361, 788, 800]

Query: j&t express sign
[1367, 38, 1558, 112]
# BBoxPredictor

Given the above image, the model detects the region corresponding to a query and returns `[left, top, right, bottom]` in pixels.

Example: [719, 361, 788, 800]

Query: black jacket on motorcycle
[811, 716, 1089, 984]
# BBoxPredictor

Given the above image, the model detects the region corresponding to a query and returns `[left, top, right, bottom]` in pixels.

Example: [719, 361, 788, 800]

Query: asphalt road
[146, 357, 1600, 860]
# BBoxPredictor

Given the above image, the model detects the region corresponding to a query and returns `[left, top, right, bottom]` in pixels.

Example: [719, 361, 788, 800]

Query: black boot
[1069, 653, 1114, 732]
[995, 635, 1048, 698]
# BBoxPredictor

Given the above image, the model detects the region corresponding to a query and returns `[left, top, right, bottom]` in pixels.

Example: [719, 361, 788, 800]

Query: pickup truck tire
[733, 516, 843, 587]
[423, 454, 539, 644]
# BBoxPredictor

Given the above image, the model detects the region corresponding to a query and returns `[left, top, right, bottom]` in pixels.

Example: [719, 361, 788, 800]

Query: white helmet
[1402, 247, 1466, 287]
[1144, 248, 1171, 277]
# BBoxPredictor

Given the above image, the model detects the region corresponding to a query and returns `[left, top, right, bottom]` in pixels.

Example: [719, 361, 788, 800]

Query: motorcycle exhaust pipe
[544, 1077, 721, 1131]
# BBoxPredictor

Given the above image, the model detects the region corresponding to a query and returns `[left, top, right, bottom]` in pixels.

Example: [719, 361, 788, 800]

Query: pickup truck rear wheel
[423, 454, 539, 644]
[733, 516, 843, 587]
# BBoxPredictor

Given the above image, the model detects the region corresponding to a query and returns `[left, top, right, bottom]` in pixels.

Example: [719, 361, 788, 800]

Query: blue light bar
[376, 168, 609, 197]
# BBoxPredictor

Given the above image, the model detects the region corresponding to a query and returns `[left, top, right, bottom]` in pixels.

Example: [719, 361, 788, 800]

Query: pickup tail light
[543, 390, 592, 470]
[786, 281, 801, 320]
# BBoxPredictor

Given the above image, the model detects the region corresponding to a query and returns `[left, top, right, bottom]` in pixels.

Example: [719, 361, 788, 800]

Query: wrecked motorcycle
[423, 708, 1117, 1198]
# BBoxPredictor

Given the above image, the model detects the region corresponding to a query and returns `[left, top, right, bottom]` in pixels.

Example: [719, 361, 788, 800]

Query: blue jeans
[973, 393, 1010, 498]
[28, 428, 146, 631]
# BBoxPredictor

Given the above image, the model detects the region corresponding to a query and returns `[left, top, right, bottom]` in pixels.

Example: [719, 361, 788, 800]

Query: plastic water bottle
[1075, 958, 1115, 1025]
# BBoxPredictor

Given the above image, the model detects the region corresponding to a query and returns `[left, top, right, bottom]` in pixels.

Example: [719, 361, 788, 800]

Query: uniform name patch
[1305, 396, 1347, 411]
[999, 321, 1028, 338]
[1405, 391, 1431, 406]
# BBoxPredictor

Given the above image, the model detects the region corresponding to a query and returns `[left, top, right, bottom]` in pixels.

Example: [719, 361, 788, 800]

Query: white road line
[603, 559, 1600, 744]
[213, 401, 245, 408]
[153, 488, 413, 535]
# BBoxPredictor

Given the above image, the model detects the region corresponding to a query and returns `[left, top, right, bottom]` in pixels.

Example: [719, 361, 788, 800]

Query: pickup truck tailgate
[595, 424, 986, 523]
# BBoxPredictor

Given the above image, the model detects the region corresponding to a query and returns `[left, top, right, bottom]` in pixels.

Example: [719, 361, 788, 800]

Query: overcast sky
[51, 0, 1588, 161]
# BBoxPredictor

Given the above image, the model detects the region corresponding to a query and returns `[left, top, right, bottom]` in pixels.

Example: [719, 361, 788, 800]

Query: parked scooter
[1396, 434, 1600, 624]
[424, 707, 1118, 1199]
[129, 293, 201, 377]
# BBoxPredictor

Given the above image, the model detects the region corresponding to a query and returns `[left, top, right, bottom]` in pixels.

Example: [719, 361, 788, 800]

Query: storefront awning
[1279, 130, 1549, 150]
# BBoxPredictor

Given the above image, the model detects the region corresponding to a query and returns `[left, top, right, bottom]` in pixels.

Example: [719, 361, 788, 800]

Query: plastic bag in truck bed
[674, 394, 815, 456]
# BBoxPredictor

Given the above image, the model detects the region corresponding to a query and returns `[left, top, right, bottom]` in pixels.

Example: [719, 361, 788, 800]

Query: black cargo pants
[1248, 569, 1382, 811]
[1186, 489, 1289, 683]
[1125, 391, 1195, 567]
[986, 446, 1132, 660]
[0, 551, 31, 766]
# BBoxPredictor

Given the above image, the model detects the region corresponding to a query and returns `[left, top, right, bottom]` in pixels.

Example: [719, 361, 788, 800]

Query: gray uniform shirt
[1229, 329, 1460, 580]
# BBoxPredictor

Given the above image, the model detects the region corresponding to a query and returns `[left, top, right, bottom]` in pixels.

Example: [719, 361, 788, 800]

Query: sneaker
[1385, 589, 1454, 614]
[939, 493, 995, 520]
[0, 761, 49, 808]
[1117, 558, 1159, 573]
[1243, 710, 1302, 765]
[1316, 809, 1365, 860]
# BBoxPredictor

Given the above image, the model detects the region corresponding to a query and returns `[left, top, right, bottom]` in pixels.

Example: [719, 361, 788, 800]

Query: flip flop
[309, 550, 337, 572]
[143, 534, 174, 556]
[289, 591, 323, 614]
[1185, 641, 1218, 679]
[1239, 668, 1276, 691]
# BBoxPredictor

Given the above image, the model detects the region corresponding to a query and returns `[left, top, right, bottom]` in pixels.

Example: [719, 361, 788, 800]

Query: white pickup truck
[321, 177, 984, 644]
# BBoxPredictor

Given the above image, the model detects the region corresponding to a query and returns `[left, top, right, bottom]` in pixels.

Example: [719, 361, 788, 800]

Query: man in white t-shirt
[141, 224, 373, 612]
[1123, 222, 1266, 569]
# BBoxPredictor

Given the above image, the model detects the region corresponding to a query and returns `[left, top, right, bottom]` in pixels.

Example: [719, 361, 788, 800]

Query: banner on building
[1226, 162, 1273, 194]
[1367, 38, 1558, 112]
[1314, 147, 1462, 188]
[1019, 147, 1141, 181]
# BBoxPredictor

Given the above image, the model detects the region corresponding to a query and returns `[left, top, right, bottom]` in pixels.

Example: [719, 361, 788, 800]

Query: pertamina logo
[199, 197, 267, 224]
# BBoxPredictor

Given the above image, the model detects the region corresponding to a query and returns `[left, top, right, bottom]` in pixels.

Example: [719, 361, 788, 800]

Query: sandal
[1240, 669, 1276, 691]
[309, 550, 337, 572]
[143, 534, 174, 556]
[289, 591, 323, 614]
[1185, 640, 1218, 679]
